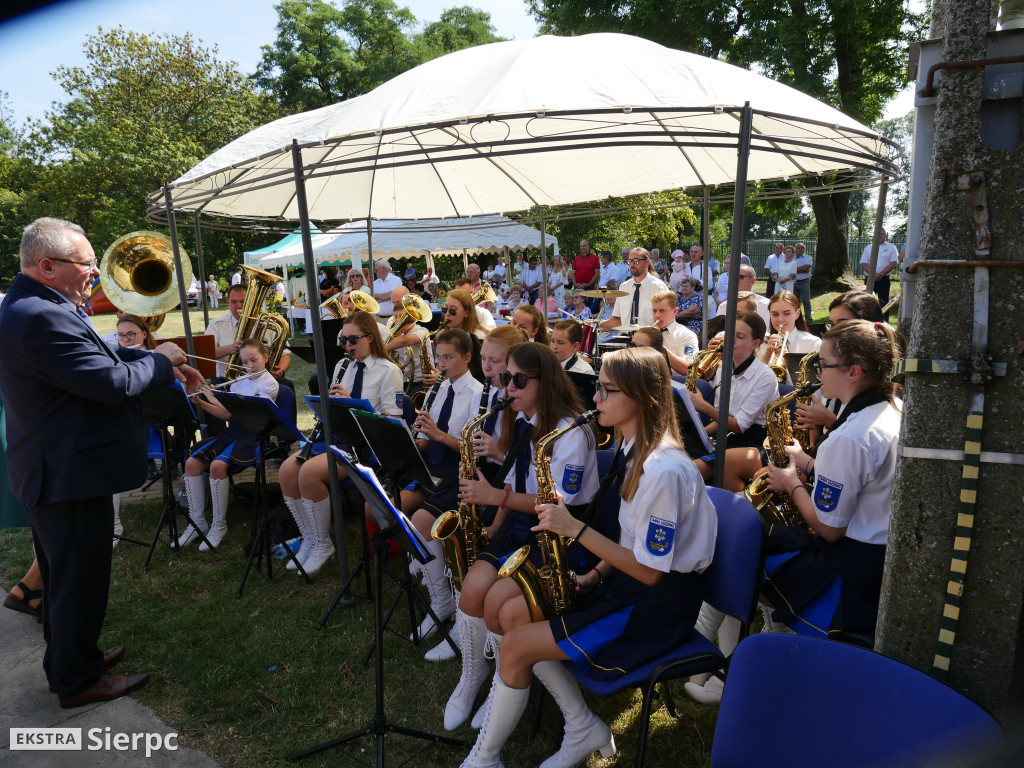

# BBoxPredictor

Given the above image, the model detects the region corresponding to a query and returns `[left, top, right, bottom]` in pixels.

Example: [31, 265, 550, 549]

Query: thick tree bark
[808, 188, 852, 288]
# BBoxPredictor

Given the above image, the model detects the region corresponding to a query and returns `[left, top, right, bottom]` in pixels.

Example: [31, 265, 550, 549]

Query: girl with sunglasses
[439, 289, 485, 382]
[420, 324, 529, 664]
[277, 311, 403, 576]
[444, 343, 598, 733]
[177, 339, 279, 552]
[459, 347, 716, 768]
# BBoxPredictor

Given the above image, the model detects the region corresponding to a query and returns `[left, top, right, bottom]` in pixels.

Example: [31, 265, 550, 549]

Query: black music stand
[139, 383, 208, 566]
[289, 451, 463, 766]
[216, 392, 309, 596]
[347, 409, 458, 661]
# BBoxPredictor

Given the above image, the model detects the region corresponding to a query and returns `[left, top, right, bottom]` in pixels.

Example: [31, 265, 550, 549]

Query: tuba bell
[225, 265, 289, 379]
[472, 283, 497, 306]
[99, 231, 192, 319]
[320, 293, 347, 320]
[349, 289, 381, 315]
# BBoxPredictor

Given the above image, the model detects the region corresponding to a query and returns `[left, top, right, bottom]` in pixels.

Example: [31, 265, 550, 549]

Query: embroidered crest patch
[814, 475, 843, 512]
[646, 516, 676, 556]
[562, 464, 584, 494]
[684, 345, 695, 358]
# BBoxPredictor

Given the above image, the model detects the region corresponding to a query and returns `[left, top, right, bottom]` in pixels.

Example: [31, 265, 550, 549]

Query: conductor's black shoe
[59, 672, 150, 709]
[49, 647, 126, 693]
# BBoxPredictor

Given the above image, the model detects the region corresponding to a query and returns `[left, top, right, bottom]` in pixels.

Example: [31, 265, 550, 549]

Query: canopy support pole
[539, 207, 549, 317]
[712, 104, 753, 490]
[194, 212, 209, 329]
[163, 185, 196, 361]
[701, 185, 711, 347]
[865, 180, 889, 293]
[291, 141, 352, 591]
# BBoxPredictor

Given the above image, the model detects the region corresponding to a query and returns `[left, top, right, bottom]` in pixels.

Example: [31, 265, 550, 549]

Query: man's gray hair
[375, 260, 392, 272]
[20, 217, 84, 270]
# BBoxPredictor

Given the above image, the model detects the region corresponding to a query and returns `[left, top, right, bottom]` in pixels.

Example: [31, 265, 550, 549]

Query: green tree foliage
[0, 92, 38, 288]
[256, 1, 504, 112]
[528, 0, 926, 284]
[22, 26, 281, 274]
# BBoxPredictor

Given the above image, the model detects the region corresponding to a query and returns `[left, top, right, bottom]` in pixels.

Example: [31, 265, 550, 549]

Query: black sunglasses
[498, 371, 539, 389]
[446, 307, 460, 316]
[341, 332, 371, 345]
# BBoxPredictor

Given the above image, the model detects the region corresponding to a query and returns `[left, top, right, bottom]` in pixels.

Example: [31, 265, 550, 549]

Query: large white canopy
[259, 215, 558, 269]
[150, 33, 896, 224]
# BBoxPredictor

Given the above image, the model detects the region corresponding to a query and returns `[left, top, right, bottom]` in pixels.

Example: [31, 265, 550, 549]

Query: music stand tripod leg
[317, 489, 374, 630]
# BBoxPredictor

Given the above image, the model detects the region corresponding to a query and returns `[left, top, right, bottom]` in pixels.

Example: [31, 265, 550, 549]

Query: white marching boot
[458, 674, 529, 768]
[760, 603, 791, 634]
[686, 603, 725, 688]
[284, 496, 310, 570]
[444, 613, 488, 730]
[112, 493, 123, 549]
[533, 660, 616, 768]
[302, 497, 336, 575]
[199, 478, 229, 551]
[425, 590, 462, 662]
[411, 539, 454, 641]
[175, 475, 209, 548]
[683, 605, 741, 706]
[470, 631, 502, 729]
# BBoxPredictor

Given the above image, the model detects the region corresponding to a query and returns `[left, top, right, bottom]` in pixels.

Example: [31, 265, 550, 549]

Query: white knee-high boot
[199, 478, 229, 551]
[444, 613, 488, 730]
[687, 603, 726, 686]
[284, 495, 310, 570]
[411, 539, 454, 641]
[302, 497, 336, 575]
[533, 660, 616, 768]
[470, 631, 502, 728]
[425, 588, 462, 662]
[176, 475, 209, 548]
[684, 605, 740, 706]
[112, 493, 123, 549]
[459, 674, 529, 768]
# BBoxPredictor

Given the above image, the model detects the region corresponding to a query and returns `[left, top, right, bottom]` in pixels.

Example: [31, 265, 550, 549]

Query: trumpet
[765, 330, 790, 383]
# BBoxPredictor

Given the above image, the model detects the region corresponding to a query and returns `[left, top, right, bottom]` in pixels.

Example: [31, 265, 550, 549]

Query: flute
[187, 370, 263, 398]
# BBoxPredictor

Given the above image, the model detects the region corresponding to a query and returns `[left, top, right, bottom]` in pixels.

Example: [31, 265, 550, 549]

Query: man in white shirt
[519, 255, 543, 304]
[230, 267, 243, 286]
[206, 284, 292, 380]
[715, 265, 771, 326]
[492, 256, 507, 286]
[601, 247, 668, 330]
[598, 251, 621, 288]
[373, 260, 402, 319]
[793, 242, 813, 321]
[651, 290, 698, 376]
[764, 242, 783, 297]
[860, 229, 899, 306]
[687, 244, 719, 290]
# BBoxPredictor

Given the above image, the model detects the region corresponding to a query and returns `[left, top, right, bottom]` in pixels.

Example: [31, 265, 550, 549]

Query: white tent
[259, 215, 558, 271]
[152, 33, 896, 222]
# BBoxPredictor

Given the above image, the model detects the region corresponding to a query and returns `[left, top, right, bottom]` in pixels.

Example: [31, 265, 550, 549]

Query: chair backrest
[711, 633, 1003, 768]
[695, 378, 713, 425]
[396, 393, 417, 427]
[701, 488, 763, 624]
[274, 384, 297, 426]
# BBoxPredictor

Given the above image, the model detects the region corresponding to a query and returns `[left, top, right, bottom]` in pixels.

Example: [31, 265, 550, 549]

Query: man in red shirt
[573, 240, 600, 311]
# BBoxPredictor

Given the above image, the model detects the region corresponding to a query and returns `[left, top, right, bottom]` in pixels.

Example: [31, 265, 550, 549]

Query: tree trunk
[808, 188, 852, 288]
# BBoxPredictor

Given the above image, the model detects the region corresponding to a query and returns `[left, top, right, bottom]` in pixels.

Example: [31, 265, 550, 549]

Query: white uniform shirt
[332, 354, 403, 415]
[711, 356, 779, 432]
[207, 311, 290, 378]
[385, 318, 429, 383]
[561, 355, 596, 376]
[860, 242, 899, 275]
[373, 273, 402, 316]
[716, 293, 771, 327]
[812, 400, 900, 545]
[610, 272, 669, 328]
[476, 305, 496, 331]
[661, 322, 699, 362]
[230, 368, 279, 402]
[618, 437, 717, 573]
[759, 328, 822, 359]
[416, 369, 484, 441]
[502, 414, 598, 506]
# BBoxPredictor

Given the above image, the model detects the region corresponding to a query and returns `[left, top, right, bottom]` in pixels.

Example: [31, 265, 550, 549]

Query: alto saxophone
[430, 389, 512, 590]
[793, 351, 820, 451]
[498, 411, 598, 621]
[742, 382, 821, 530]
[411, 319, 448, 409]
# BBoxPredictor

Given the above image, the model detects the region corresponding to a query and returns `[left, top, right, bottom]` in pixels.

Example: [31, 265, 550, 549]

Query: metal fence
[707, 237, 905, 281]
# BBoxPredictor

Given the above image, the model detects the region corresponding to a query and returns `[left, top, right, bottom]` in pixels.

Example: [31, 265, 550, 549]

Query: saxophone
[793, 351, 820, 451]
[411, 319, 448, 409]
[430, 390, 512, 590]
[686, 349, 723, 392]
[742, 382, 821, 530]
[498, 411, 598, 622]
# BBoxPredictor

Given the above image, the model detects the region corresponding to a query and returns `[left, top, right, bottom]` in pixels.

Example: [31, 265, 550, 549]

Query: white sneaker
[682, 675, 724, 706]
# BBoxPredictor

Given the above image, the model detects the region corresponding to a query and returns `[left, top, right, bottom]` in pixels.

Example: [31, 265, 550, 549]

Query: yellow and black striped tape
[892, 357, 959, 383]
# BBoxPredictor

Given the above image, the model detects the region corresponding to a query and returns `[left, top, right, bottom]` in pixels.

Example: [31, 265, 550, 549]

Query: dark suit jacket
[0, 274, 175, 507]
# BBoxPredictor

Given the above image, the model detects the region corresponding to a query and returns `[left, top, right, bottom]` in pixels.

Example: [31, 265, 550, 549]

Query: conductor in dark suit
[0, 217, 202, 708]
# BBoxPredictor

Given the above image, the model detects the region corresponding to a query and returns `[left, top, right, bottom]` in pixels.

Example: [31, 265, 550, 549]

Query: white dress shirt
[416, 369, 484, 441]
[333, 354, 404, 415]
[610, 273, 669, 328]
[476, 305, 496, 331]
[207, 311, 291, 378]
[711, 356, 779, 433]
[230, 368, 279, 402]
[661, 322, 699, 362]
[373, 273, 402, 316]
[860, 242, 899, 275]
[519, 265, 543, 291]
[502, 413, 598, 505]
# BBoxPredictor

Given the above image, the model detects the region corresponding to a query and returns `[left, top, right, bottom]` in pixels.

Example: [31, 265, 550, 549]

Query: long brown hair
[445, 289, 479, 336]
[344, 310, 389, 359]
[485, 324, 528, 350]
[824, 319, 901, 405]
[601, 347, 681, 501]
[498, 343, 584, 454]
[828, 290, 883, 323]
[768, 290, 810, 332]
[117, 314, 157, 350]
[513, 305, 549, 345]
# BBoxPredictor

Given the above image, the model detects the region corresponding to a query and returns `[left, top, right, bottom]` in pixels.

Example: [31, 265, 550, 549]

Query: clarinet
[296, 355, 351, 463]
[477, 381, 491, 416]
[420, 373, 446, 415]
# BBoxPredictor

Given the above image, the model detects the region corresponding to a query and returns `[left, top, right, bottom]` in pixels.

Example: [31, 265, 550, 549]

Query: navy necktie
[76, 305, 90, 321]
[483, 389, 501, 435]
[428, 384, 456, 465]
[514, 420, 535, 494]
[630, 281, 641, 324]
[351, 360, 366, 400]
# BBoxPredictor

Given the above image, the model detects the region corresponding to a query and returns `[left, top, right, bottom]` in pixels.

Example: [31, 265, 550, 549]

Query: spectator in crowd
[465, 263, 483, 294]
[650, 248, 668, 281]
[793, 242, 813, 321]
[676, 277, 704, 336]
[547, 255, 569, 309]
[231, 267, 244, 286]
[373, 260, 402, 319]
[511, 252, 526, 284]
[860, 229, 899, 306]
[715, 264, 771, 326]
[572, 240, 601, 311]
[687, 244, 719, 294]
[764, 241, 783, 297]
[669, 249, 689, 291]
[775, 245, 798, 293]
[421, 264, 440, 293]
[206, 274, 220, 310]
[598, 250, 620, 288]
[403, 260, 417, 283]
[520, 255, 544, 304]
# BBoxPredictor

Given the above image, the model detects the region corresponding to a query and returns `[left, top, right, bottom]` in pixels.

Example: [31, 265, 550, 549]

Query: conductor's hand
[421, 370, 440, 388]
[532, 497, 577, 538]
[329, 383, 351, 398]
[472, 430, 501, 460]
[459, 470, 501, 507]
[795, 400, 837, 430]
[176, 364, 205, 395]
[153, 342, 186, 367]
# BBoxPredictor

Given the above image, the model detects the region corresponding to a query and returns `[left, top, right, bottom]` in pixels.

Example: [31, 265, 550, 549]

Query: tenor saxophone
[743, 382, 821, 530]
[498, 411, 598, 621]
[430, 390, 512, 590]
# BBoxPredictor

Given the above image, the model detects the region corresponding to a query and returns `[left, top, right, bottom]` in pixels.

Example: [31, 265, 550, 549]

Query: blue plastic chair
[711, 633, 1003, 768]
[565, 488, 764, 768]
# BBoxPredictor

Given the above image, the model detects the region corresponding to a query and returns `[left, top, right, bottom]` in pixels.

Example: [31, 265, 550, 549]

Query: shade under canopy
[259, 215, 558, 270]
[149, 33, 897, 225]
